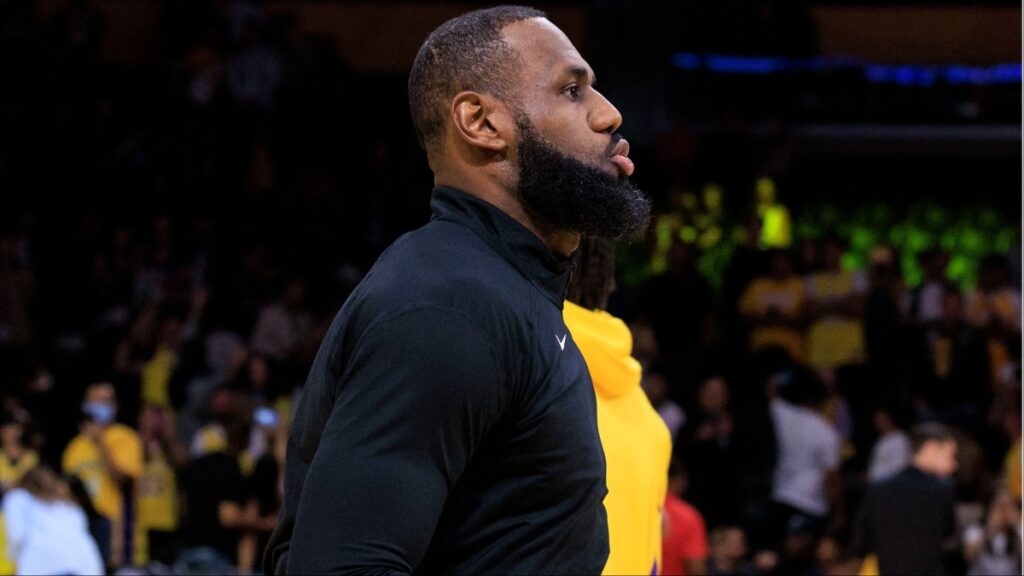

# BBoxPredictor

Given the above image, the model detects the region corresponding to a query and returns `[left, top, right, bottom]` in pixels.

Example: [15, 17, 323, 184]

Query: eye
[564, 84, 581, 101]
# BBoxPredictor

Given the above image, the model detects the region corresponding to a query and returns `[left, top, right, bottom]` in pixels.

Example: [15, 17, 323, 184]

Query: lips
[608, 139, 634, 177]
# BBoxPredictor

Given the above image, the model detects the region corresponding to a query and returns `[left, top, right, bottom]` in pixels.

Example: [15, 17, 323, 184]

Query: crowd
[0, 1, 1020, 575]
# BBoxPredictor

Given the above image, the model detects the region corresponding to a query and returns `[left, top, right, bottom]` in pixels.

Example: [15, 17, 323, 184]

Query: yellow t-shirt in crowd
[739, 277, 805, 362]
[141, 346, 176, 408]
[565, 301, 672, 576]
[1005, 437, 1021, 502]
[62, 423, 144, 565]
[137, 449, 179, 533]
[0, 450, 38, 490]
[805, 270, 866, 369]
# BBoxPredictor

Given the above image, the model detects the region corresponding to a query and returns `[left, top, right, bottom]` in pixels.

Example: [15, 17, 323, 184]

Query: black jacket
[264, 186, 609, 575]
[851, 466, 955, 575]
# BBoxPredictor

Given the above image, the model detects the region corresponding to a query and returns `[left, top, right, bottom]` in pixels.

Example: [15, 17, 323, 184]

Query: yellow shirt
[1006, 438, 1021, 502]
[805, 270, 866, 369]
[0, 514, 12, 576]
[62, 424, 143, 521]
[565, 301, 672, 576]
[138, 449, 179, 532]
[739, 277, 805, 362]
[0, 450, 38, 490]
[141, 346, 176, 408]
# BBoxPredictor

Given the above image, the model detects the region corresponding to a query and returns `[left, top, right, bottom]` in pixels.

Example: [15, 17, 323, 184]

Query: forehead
[501, 18, 592, 85]
[87, 384, 116, 400]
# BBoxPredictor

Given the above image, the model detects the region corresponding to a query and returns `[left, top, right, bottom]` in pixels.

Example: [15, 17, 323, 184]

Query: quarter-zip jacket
[264, 186, 609, 575]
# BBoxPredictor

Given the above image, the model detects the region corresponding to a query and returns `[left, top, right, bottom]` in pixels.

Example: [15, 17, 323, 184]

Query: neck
[436, 173, 579, 258]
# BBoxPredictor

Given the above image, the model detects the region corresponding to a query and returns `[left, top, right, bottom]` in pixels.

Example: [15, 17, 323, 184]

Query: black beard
[514, 116, 651, 242]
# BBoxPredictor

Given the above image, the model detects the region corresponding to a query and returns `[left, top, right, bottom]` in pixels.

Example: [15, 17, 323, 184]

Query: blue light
[706, 55, 779, 74]
[670, 53, 1021, 86]
[671, 53, 701, 70]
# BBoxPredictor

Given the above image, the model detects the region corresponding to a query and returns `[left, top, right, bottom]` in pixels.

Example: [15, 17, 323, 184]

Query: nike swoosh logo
[556, 333, 567, 351]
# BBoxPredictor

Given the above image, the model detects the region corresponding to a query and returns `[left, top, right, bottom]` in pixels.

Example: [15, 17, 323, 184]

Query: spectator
[851, 423, 958, 575]
[178, 419, 252, 571]
[866, 404, 912, 483]
[917, 287, 990, 420]
[239, 406, 283, 572]
[768, 367, 843, 565]
[965, 255, 1022, 390]
[662, 459, 709, 576]
[739, 249, 805, 363]
[904, 250, 950, 327]
[962, 487, 1022, 575]
[642, 365, 686, 439]
[250, 278, 312, 361]
[705, 526, 773, 576]
[60, 381, 143, 567]
[636, 239, 714, 378]
[679, 375, 745, 528]
[136, 404, 187, 567]
[803, 237, 867, 370]
[863, 248, 905, 380]
[0, 411, 38, 492]
[2, 466, 105, 576]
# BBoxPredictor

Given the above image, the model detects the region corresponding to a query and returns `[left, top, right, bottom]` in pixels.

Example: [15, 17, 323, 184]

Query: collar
[430, 186, 574, 309]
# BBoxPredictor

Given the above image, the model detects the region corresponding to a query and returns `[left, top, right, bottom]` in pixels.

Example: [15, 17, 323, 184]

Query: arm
[285, 307, 505, 574]
[97, 426, 143, 485]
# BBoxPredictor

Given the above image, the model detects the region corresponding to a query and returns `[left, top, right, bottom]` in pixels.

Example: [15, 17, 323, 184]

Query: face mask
[82, 402, 116, 424]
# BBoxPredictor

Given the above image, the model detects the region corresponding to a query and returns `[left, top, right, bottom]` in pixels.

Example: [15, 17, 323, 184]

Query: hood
[563, 301, 642, 400]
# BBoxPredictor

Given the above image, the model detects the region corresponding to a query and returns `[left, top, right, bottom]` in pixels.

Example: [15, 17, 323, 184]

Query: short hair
[408, 5, 546, 151]
[910, 422, 955, 454]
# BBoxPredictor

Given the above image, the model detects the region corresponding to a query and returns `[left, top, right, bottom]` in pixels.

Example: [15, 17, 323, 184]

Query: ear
[450, 91, 512, 155]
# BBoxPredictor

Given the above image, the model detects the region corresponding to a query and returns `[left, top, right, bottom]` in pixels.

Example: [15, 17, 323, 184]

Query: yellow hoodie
[565, 301, 672, 576]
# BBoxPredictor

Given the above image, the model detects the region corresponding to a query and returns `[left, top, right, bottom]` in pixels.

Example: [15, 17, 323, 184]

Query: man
[767, 367, 843, 568]
[661, 459, 708, 576]
[179, 419, 251, 571]
[62, 381, 144, 567]
[851, 423, 958, 575]
[563, 238, 670, 576]
[264, 6, 650, 574]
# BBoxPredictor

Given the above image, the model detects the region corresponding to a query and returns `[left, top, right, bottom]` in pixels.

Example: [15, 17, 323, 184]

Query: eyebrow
[565, 65, 596, 86]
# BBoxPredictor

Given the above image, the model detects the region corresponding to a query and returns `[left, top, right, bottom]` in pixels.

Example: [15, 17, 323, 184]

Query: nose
[589, 88, 622, 135]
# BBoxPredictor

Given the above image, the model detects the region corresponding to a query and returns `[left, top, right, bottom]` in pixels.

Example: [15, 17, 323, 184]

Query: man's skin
[429, 17, 633, 258]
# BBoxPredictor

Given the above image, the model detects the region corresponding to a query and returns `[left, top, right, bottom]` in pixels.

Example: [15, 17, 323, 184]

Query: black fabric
[182, 452, 246, 561]
[264, 186, 608, 575]
[249, 453, 280, 560]
[851, 466, 955, 576]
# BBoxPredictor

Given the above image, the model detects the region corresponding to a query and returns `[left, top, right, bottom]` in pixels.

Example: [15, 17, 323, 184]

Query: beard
[513, 115, 651, 242]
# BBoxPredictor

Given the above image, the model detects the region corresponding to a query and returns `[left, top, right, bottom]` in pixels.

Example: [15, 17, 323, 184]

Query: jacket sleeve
[285, 306, 507, 575]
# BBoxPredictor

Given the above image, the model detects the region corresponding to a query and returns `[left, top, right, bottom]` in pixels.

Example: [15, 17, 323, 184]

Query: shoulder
[62, 435, 91, 459]
[105, 424, 141, 445]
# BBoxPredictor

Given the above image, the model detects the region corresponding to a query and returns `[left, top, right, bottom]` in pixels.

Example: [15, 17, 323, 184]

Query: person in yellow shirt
[62, 381, 144, 568]
[565, 238, 672, 576]
[137, 403, 187, 566]
[739, 249, 805, 362]
[0, 412, 38, 491]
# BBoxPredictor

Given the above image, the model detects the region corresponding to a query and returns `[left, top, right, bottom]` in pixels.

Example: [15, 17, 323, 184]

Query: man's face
[933, 440, 958, 477]
[501, 18, 650, 240]
[919, 439, 958, 478]
[83, 383, 118, 424]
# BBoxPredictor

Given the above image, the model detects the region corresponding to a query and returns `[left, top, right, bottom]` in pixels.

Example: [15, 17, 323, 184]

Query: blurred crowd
[0, 1, 1020, 575]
